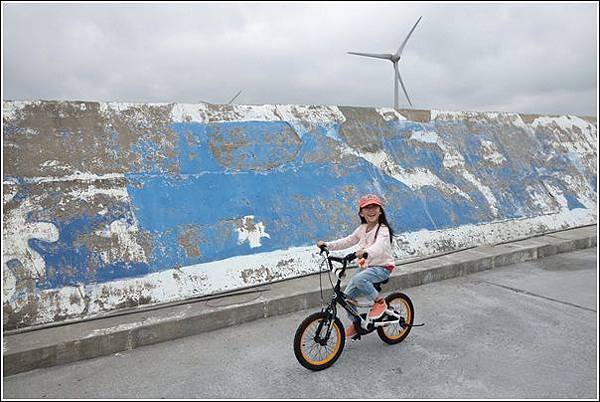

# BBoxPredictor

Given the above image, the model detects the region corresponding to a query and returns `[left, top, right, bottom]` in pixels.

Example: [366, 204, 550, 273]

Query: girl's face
[360, 204, 381, 224]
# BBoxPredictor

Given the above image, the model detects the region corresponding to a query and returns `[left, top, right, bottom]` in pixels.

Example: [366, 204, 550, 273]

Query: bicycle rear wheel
[293, 311, 345, 371]
[377, 292, 414, 344]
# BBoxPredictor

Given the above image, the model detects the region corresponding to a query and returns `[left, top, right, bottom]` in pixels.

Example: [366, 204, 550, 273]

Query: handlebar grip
[344, 251, 368, 262]
[319, 244, 329, 256]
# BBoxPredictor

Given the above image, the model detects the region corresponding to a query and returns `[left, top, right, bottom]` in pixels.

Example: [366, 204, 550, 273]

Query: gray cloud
[2, 3, 597, 116]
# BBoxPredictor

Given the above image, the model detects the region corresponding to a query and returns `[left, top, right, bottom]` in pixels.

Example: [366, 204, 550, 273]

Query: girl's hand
[356, 248, 367, 269]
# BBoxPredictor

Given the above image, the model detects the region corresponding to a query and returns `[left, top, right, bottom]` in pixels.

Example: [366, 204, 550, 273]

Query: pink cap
[359, 194, 383, 209]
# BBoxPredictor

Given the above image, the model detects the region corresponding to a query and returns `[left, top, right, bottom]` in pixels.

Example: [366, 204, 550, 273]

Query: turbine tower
[348, 16, 422, 109]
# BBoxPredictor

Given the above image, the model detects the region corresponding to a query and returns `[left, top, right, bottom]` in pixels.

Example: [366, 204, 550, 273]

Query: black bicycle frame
[326, 249, 367, 314]
[313, 250, 366, 341]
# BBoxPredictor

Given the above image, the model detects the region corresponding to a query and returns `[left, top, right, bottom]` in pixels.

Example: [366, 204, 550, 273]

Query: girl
[316, 194, 396, 338]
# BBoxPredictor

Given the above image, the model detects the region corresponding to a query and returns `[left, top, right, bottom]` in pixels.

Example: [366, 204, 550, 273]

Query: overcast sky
[2, 2, 598, 116]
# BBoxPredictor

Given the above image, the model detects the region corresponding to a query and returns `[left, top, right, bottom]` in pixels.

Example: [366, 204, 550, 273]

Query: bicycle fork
[314, 305, 337, 344]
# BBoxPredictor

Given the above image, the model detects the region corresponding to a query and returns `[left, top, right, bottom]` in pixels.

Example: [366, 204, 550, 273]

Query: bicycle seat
[373, 278, 389, 292]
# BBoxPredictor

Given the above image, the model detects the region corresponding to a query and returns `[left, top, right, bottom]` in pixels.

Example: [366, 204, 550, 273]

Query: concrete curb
[3, 225, 597, 376]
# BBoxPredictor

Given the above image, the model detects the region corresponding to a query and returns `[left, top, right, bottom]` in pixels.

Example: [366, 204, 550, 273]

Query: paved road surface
[3, 248, 597, 399]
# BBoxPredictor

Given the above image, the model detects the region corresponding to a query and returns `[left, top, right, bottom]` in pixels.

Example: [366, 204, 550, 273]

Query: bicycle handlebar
[320, 246, 368, 279]
[319, 245, 368, 261]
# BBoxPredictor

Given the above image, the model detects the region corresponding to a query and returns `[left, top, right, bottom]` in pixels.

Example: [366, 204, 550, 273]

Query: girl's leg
[343, 267, 389, 322]
[343, 277, 362, 321]
[344, 276, 363, 301]
[351, 267, 390, 319]
[350, 267, 390, 302]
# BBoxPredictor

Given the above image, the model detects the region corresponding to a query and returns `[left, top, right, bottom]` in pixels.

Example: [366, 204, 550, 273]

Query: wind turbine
[348, 16, 422, 109]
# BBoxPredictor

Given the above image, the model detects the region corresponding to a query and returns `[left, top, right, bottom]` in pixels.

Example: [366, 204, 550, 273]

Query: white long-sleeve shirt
[326, 224, 395, 271]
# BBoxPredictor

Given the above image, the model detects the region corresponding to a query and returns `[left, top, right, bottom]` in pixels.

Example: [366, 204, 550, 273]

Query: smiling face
[360, 204, 382, 225]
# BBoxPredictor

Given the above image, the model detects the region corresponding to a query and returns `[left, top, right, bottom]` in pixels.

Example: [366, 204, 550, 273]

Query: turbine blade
[228, 90, 242, 105]
[396, 69, 413, 107]
[395, 16, 422, 58]
[347, 52, 394, 60]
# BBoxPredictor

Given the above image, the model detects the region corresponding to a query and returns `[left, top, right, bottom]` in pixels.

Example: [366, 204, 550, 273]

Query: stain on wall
[3, 101, 597, 330]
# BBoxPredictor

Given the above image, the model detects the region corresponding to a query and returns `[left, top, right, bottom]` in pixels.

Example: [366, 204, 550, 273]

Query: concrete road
[3, 248, 597, 399]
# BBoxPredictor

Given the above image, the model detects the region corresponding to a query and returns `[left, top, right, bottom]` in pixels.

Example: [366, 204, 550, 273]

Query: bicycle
[293, 245, 420, 371]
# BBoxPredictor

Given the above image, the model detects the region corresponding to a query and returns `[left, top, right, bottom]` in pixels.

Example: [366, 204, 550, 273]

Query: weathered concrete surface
[3, 246, 596, 399]
[2, 224, 596, 376]
[3, 101, 597, 330]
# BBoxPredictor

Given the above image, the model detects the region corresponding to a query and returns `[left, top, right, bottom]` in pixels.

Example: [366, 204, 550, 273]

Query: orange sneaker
[345, 323, 358, 338]
[368, 298, 387, 319]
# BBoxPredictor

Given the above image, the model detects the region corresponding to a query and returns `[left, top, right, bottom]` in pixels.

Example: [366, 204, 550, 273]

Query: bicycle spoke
[303, 334, 337, 363]
[303, 329, 328, 362]
[309, 347, 319, 361]
[308, 342, 320, 358]
[383, 299, 411, 338]
[314, 347, 322, 361]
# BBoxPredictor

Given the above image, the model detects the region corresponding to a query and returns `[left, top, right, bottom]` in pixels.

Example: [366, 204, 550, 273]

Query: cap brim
[360, 202, 382, 208]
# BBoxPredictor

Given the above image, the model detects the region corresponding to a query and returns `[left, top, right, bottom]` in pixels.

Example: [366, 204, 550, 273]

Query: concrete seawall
[3, 101, 597, 330]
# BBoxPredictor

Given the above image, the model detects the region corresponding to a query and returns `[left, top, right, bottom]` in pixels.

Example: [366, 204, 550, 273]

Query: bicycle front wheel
[293, 311, 345, 371]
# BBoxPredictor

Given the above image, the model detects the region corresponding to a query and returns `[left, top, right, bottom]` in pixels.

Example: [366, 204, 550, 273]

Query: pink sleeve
[327, 226, 362, 251]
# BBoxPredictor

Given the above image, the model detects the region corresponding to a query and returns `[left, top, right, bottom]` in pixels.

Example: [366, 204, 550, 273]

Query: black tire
[377, 292, 414, 345]
[293, 311, 345, 371]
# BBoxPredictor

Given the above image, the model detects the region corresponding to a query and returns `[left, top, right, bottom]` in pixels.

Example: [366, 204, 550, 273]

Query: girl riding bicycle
[317, 194, 395, 338]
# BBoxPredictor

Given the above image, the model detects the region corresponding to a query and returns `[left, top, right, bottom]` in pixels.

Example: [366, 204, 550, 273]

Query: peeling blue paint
[4, 108, 596, 295]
